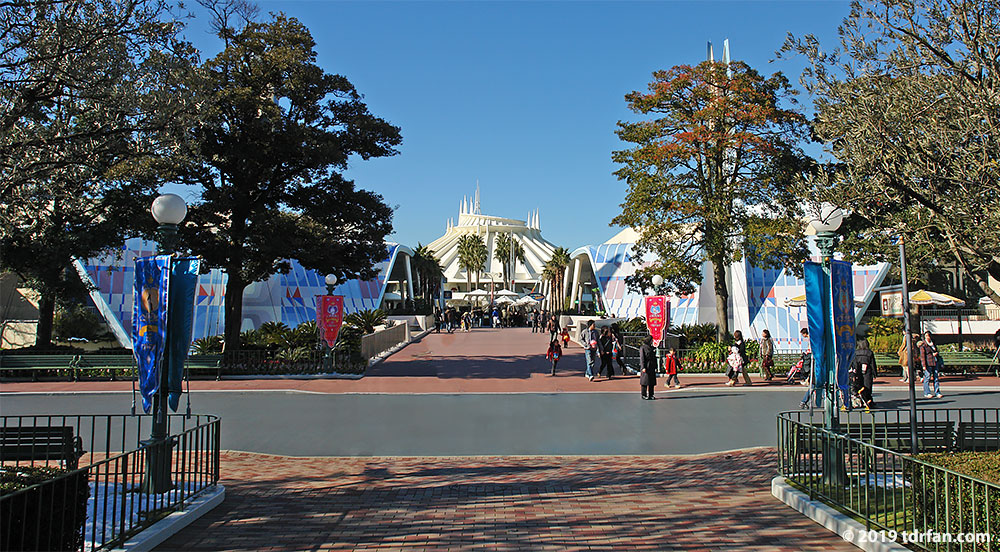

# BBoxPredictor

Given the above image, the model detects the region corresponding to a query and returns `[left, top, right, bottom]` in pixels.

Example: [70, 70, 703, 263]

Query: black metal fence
[1, 414, 220, 551]
[777, 408, 999, 550]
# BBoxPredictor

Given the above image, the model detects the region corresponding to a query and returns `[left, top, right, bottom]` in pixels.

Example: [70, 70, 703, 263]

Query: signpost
[880, 290, 904, 317]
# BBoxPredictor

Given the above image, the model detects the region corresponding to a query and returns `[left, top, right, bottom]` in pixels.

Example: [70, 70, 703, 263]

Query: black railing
[777, 408, 999, 550]
[1, 414, 221, 551]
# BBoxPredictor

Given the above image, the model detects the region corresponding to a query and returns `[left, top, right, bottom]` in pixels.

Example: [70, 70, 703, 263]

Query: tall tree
[493, 233, 525, 289]
[0, 0, 197, 346]
[411, 244, 444, 302]
[456, 234, 486, 292]
[783, 0, 1000, 305]
[543, 247, 571, 312]
[182, 13, 401, 351]
[613, 60, 812, 338]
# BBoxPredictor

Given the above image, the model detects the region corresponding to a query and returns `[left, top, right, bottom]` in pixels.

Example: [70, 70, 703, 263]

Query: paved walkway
[3, 328, 997, 395]
[158, 448, 857, 551]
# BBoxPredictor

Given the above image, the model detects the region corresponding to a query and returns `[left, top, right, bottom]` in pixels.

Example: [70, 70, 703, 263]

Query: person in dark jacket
[638, 335, 657, 399]
[733, 330, 752, 386]
[852, 337, 877, 411]
[919, 331, 942, 398]
[598, 327, 615, 379]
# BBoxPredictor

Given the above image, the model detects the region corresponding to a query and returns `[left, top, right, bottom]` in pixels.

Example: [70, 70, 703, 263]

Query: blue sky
[179, 0, 850, 251]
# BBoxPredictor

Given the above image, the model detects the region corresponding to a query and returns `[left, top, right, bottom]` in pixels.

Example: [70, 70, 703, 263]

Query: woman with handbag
[758, 329, 774, 381]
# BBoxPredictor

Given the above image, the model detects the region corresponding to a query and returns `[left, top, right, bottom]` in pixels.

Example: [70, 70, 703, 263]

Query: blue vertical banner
[803, 261, 829, 387]
[133, 256, 171, 413]
[831, 260, 856, 392]
[167, 258, 200, 411]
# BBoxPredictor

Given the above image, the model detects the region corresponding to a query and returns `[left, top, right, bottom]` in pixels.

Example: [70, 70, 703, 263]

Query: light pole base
[140, 437, 175, 494]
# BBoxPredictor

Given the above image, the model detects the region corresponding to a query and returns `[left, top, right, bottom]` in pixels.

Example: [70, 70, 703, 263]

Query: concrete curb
[771, 476, 908, 552]
[116, 485, 225, 552]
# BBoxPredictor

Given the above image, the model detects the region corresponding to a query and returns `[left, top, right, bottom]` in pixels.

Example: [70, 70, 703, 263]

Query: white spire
[723, 38, 731, 77]
[462, 197, 467, 214]
[474, 181, 481, 214]
[535, 209, 540, 229]
[707, 41, 714, 62]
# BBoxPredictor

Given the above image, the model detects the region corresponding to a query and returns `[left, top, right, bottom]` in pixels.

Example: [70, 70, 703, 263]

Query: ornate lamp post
[325, 273, 338, 295]
[809, 202, 847, 485]
[144, 193, 187, 493]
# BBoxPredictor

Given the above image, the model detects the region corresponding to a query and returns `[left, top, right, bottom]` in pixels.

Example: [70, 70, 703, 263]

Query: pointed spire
[535, 208, 540, 229]
[474, 180, 481, 214]
[707, 41, 714, 62]
[462, 197, 467, 214]
[723, 38, 732, 77]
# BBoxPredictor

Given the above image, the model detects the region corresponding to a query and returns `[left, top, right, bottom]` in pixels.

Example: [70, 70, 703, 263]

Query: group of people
[896, 330, 946, 399]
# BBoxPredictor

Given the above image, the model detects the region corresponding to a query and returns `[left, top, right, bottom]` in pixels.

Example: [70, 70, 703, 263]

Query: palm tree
[411, 244, 444, 301]
[493, 233, 526, 290]
[457, 234, 486, 292]
[544, 247, 572, 312]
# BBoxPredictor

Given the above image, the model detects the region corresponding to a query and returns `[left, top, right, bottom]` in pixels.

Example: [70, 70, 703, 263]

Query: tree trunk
[223, 272, 246, 352]
[712, 258, 729, 340]
[35, 292, 55, 348]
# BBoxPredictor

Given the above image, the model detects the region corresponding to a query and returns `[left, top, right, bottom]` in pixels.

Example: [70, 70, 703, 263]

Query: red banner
[644, 296, 670, 346]
[317, 295, 345, 347]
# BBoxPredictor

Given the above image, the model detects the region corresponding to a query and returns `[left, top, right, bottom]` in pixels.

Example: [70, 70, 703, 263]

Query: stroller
[786, 354, 808, 384]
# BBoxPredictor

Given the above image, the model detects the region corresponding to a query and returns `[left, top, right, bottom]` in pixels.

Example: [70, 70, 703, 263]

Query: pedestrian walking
[897, 331, 914, 383]
[546, 339, 562, 376]
[433, 307, 442, 333]
[919, 331, 943, 398]
[798, 328, 819, 408]
[530, 311, 538, 333]
[758, 329, 774, 381]
[560, 327, 570, 348]
[853, 337, 877, 411]
[598, 327, 615, 379]
[662, 348, 681, 388]
[726, 345, 743, 386]
[733, 330, 752, 385]
[638, 335, 657, 399]
[584, 320, 599, 381]
[546, 315, 560, 343]
[611, 325, 628, 375]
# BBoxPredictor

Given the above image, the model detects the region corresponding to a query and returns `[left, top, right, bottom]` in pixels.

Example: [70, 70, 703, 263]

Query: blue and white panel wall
[77, 238, 399, 348]
[576, 240, 890, 349]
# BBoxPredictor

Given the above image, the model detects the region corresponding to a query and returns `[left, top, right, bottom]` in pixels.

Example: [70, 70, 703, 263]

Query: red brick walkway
[157, 448, 856, 551]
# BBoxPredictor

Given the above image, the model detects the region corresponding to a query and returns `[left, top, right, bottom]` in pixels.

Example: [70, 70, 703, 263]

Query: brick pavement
[157, 448, 857, 551]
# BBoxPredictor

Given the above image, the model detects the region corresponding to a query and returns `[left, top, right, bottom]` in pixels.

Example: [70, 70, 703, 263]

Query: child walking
[663, 348, 682, 388]
[546, 339, 562, 376]
[726, 345, 743, 386]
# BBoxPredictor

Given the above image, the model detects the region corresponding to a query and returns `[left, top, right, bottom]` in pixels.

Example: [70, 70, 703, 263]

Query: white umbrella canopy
[495, 289, 519, 297]
[495, 296, 514, 304]
[514, 296, 538, 306]
[465, 289, 489, 297]
[908, 290, 965, 307]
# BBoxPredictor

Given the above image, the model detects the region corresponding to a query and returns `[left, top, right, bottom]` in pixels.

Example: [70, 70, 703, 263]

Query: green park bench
[76, 355, 135, 381]
[186, 355, 223, 380]
[791, 420, 955, 457]
[0, 354, 80, 382]
[955, 421, 1000, 452]
[875, 351, 995, 376]
[0, 426, 86, 469]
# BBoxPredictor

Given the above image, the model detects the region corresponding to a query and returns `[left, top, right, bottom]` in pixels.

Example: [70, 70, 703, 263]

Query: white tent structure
[426, 185, 559, 295]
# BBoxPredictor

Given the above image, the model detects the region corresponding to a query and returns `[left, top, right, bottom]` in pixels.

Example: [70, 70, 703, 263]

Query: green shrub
[191, 335, 224, 354]
[692, 341, 729, 362]
[867, 316, 904, 337]
[0, 466, 90, 551]
[673, 323, 718, 348]
[344, 309, 387, 334]
[871, 334, 902, 354]
[53, 303, 112, 342]
[618, 317, 648, 333]
[907, 452, 1000, 547]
